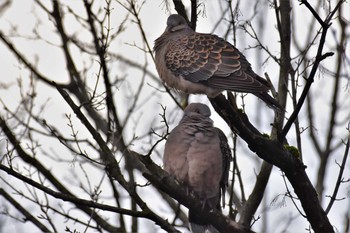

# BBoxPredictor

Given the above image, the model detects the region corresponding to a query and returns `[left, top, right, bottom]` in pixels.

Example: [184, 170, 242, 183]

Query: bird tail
[189, 211, 220, 233]
[254, 92, 284, 112]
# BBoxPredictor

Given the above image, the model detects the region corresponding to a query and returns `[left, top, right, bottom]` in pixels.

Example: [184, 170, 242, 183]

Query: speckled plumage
[154, 14, 282, 110]
[163, 103, 231, 233]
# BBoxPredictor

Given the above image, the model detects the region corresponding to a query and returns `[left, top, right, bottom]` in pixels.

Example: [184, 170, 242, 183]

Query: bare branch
[210, 94, 334, 232]
[0, 188, 51, 232]
[325, 135, 350, 213]
[280, 0, 345, 139]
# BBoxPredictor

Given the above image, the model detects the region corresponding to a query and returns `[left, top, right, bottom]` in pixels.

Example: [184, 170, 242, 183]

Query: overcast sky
[0, 0, 349, 232]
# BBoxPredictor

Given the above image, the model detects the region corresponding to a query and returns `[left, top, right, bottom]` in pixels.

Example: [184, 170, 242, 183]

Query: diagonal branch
[281, 0, 344, 139]
[0, 115, 119, 232]
[210, 94, 334, 232]
[238, 161, 273, 227]
[0, 164, 146, 218]
[298, 0, 324, 26]
[0, 188, 51, 232]
[139, 154, 254, 233]
[239, 0, 292, 226]
[83, 0, 119, 142]
[54, 81, 253, 232]
[54, 82, 182, 232]
[0, 31, 66, 88]
[325, 135, 350, 213]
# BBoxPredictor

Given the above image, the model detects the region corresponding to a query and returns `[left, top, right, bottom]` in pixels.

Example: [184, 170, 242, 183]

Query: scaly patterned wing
[165, 33, 269, 93]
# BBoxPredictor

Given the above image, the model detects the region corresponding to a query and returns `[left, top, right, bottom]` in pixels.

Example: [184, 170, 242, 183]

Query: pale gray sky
[0, 0, 349, 232]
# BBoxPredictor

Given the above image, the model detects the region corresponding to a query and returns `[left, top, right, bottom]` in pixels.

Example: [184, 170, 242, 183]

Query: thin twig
[0, 164, 147, 218]
[325, 135, 350, 214]
[280, 0, 344, 139]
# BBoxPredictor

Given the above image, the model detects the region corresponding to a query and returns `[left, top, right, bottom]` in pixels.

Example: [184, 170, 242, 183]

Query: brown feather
[154, 14, 283, 110]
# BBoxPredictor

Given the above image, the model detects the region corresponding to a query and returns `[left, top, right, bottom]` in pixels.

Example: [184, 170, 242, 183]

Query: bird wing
[165, 33, 269, 93]
[216, 128, 232, 207]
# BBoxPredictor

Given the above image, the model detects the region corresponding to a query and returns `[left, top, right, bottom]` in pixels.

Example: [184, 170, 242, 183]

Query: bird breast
[186, 129, 223, 199]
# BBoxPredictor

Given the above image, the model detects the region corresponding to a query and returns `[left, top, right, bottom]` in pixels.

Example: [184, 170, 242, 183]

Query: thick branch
[173, 0, 188, 21]
[210, 94, 334, 232]
[238, 161, 273, 227]
[190, 0, 197, 30]
[52, 84, 255, 232]
[54, 83, 180, 232]
[239, 0, 292, 226]
[138, 154, 253, 233]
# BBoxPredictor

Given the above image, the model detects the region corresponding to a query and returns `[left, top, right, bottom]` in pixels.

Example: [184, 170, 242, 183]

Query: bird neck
[181, 117, 213, 129]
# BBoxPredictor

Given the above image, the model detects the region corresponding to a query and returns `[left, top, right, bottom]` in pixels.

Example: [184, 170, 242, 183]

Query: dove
[154, 14, 282, 111]
[163, 103, 231, 233]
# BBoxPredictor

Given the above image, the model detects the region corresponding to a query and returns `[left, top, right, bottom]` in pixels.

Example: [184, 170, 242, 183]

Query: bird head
[184, 103, 211, 118]
[166, 14, 189, 33]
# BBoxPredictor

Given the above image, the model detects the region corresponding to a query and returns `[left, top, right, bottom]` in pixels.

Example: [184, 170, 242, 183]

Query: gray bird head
[154, 14, 191, 52]
[183, 103, 211, 118]
[166, 14, 189, 33]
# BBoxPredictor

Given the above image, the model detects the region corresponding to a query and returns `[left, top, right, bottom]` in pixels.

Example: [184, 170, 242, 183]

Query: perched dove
[163, 103, 231, 233]
[154, 14, 282, 110]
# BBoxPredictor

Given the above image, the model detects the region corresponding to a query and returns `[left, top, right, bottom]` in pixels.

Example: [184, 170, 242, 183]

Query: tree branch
[281, 0, 344, 139]
[0, 115, 119, 232]
[210, 94, 334, 232]
[238, 161, 273, 227]
[325, 136, 350, 213]
[53, 83, 182, 232]
[138, 154, 254, 233]
[0, 188, 51, 232]
[0, 164, 145, 219]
